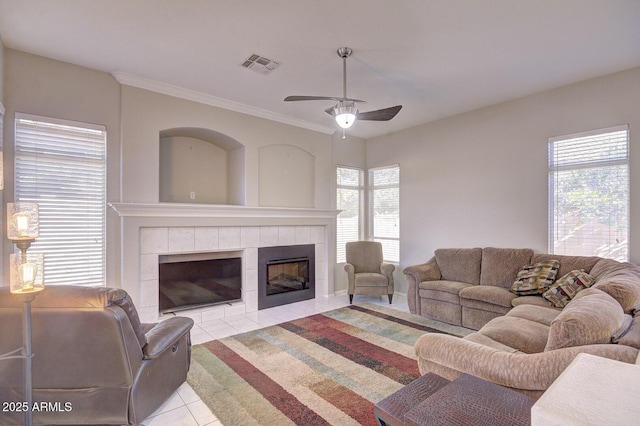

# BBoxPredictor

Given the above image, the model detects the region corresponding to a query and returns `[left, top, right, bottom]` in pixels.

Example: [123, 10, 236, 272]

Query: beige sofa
[405, 247, 640, 397]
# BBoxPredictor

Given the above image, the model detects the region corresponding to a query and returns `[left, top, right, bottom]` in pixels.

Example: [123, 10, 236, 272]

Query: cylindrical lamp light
[7, 202, 40, 240]
[7, 203, 39, 252]
[10, 252, 45, 295]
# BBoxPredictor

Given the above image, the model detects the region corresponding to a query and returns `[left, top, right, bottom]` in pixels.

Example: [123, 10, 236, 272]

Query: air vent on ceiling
[241, 53, 280, 75]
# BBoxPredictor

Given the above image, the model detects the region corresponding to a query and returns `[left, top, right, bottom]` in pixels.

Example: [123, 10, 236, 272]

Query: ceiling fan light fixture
[334, 102, 358, 129]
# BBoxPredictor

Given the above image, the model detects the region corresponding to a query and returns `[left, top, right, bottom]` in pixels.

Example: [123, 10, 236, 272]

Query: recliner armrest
[380, 262, 395, 277]
[344, 263, 354, 274]
[403, 257, 441, 283]
[143, 317, 194, 359]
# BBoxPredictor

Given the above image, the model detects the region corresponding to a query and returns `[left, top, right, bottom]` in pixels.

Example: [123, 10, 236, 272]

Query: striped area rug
[187, 303, 466, 426]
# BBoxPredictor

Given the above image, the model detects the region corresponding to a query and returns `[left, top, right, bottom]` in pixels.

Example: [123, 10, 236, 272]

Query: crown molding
[111, 71, 335, 135]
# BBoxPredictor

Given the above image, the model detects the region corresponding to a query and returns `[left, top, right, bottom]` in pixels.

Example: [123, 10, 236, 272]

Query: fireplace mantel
[109, 202, 339, 220]
[109, 202, 338, 322]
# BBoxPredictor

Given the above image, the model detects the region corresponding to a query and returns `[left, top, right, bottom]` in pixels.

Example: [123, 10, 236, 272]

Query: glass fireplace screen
[266, 257, 309, 296]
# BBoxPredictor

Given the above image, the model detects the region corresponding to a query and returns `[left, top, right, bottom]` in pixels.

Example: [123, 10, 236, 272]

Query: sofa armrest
[380, 262, 395, 280]
[143, 317, 194, 359]
[414, 333, 639, 391]
[403, 257, 441, 314]
[344, 263, 355, 293]
[403, 257, 441, 283]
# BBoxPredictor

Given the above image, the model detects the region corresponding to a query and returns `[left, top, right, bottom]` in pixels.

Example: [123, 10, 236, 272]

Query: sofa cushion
[506, 304, 561, 326]
[531, 254, 600, 278]
[545, 288, 627, 351]
[511, 260, 560, 296]
[589, 258, 623, 280]
[419, 280, 473, 304]
[459, 285, 517, 309]
[511, 295, 557, 309]
[542, 270, 595, 308]
[479, 316, 549, 354]
[463, 332, 521, 353]
[434, 248, 482, 285]
[479, 247, 533, 288]
[592, 262, 640, 314]
[616, 316, 640, 349]
[354, 272, 390, 287]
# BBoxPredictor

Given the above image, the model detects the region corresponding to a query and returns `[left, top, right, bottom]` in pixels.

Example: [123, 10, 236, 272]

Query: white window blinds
[336, 166, 364, 263]
[548, 125, 629, 261]
[14, 114, 107, 286]
[369, 165, 400, 263]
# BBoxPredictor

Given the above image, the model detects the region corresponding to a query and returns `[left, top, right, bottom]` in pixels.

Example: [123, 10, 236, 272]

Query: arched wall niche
[159, 127, 245, 205]
[258, 144, 315, 208]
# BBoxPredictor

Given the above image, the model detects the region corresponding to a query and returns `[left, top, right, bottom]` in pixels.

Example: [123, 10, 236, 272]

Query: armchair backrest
[346, 241, 384, 273]
[0, 286, 144, 414]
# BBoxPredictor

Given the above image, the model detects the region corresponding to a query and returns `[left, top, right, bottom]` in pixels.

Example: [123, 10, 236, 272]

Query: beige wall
[367, 66, 640, 295]
[3, 49, 122, 286]
[6, 46, 639, 300]
[120, 86, 334, 208]
[3, 50, 341, 289]
[159, 135, 229, 204]
[259, 144, 315, 208]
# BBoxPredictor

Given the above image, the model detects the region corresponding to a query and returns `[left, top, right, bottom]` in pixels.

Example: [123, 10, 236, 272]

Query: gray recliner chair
[0, 285, 194, 425]
[344, 241, 395, 304]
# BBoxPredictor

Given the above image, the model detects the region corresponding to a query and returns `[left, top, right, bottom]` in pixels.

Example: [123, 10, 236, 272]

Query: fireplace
[258, 244, 315, 309]
[159, 252, 242, 313]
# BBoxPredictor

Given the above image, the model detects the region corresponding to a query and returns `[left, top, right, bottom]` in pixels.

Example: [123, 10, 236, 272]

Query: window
[15, 114, 107, 286]
[369, 165, 400, 263]
[548, 125, 629, 261]
[336, 166, 364, 262]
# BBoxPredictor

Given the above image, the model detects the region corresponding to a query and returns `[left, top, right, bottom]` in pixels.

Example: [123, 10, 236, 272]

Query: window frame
[548, 124, 629, 261]
[368, 164, 400, 263]
[14, 113, 108, 287]
[336, 165, 365, 263]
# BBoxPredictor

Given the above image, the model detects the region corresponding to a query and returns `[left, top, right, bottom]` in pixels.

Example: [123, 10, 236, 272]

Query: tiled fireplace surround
[110, 203, 338, 323]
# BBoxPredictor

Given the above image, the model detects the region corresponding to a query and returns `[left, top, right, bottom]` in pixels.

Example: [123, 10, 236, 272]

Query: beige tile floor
[142, 294, 410, 425]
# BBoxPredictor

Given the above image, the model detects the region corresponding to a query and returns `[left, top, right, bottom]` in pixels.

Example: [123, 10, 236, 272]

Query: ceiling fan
[284, 47, 402, 133]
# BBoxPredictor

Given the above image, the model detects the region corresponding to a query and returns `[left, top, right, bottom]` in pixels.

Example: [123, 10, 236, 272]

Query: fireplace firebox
[258, 244, 315, 309]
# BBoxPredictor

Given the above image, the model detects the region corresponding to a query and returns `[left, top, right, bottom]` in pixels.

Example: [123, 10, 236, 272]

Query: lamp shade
[7, 203, 39, 240]
[10, 252, 45, 295]
[334, 102, 358, 129]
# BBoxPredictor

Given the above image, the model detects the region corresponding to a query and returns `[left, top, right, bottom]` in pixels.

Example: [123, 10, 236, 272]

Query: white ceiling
[1, 0, 639, 139]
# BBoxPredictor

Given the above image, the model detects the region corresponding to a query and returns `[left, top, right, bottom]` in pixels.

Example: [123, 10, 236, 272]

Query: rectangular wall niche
[258, 244, 315, 309]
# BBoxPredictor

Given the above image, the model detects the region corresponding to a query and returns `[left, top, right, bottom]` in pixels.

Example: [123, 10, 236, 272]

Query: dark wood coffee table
[375, 373, 535, 426]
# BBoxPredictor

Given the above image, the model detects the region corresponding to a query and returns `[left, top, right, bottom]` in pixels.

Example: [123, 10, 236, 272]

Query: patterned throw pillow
[542, 269, 595, 308]
[511, 260, 560, 296]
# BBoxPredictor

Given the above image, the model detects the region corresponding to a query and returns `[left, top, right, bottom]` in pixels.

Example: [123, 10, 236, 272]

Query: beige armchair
[0, 285, 193, 425]
[345, 241, 395, 304]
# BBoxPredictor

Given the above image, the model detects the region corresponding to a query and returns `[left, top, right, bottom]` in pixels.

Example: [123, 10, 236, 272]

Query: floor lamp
[2, 202, 44, 426]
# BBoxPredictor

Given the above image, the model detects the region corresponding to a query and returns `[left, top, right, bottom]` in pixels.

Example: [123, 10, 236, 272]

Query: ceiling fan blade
[356, 105, 403, 121]
[284, 95, 366, 103]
